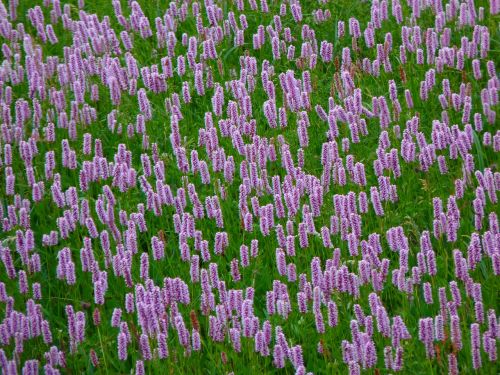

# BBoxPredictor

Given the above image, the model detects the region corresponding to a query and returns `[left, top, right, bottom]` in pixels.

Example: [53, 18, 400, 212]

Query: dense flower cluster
[0, 0, 499, 374]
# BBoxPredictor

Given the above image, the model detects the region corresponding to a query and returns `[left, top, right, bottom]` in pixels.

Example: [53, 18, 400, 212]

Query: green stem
[97, 326, 109, 374]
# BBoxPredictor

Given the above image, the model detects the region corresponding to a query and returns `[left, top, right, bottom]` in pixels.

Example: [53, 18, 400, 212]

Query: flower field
[0, 0, 499, 373]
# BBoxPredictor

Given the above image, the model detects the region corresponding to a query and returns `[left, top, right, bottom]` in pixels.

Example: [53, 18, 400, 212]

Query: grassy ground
[0, 0, 499, 374]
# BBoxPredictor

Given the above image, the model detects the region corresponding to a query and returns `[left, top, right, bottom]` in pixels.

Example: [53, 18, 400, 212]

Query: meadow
[0, 0, 499, 374]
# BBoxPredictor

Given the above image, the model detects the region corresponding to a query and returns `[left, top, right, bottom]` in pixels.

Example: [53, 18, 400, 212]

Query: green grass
[0, 0, 499, 374]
